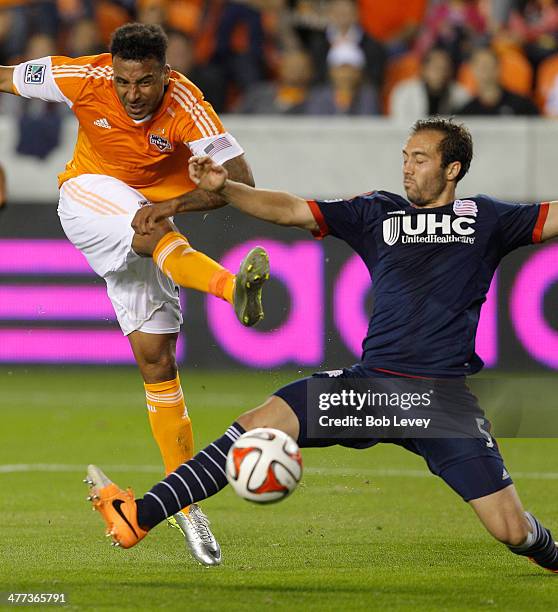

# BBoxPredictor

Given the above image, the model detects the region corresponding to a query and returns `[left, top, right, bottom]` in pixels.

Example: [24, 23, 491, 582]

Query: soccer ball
[225, 428, 303, 503]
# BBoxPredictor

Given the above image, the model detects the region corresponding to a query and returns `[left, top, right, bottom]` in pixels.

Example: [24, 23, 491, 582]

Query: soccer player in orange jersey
[0, 23, 270, 566]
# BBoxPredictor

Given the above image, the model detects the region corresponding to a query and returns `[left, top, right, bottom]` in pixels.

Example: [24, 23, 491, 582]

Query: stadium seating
[457, 48, 533, 96]
[535, 53, 558, 113]
[382, 52, 421, 114]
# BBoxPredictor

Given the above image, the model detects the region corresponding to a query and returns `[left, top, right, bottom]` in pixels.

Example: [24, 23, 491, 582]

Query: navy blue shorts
[273, 364, 513, 502]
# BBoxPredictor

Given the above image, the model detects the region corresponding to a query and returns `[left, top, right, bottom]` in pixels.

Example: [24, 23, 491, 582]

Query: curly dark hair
[410, 117, 473, 183]
[110, 23, 168, 66]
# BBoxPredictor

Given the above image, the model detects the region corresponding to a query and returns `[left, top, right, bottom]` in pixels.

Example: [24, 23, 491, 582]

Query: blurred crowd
[2, 0, 558, 145]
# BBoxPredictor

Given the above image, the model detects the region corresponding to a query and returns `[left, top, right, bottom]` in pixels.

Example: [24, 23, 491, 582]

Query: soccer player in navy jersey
[86, 118, 558, 572]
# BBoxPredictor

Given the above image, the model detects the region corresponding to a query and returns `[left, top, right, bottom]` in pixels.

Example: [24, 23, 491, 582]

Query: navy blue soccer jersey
[307, 191, 549, 377]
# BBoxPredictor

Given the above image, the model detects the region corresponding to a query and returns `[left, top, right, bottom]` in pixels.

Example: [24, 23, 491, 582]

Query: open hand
[189, 156, 228, 192]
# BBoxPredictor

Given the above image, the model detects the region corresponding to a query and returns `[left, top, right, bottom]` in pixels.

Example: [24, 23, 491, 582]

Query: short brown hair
[410, 117, 473, 183]
[110, 23, 168, 66]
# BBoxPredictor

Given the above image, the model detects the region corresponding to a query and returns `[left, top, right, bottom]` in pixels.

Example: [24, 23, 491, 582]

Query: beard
[404, 171, 447, 206]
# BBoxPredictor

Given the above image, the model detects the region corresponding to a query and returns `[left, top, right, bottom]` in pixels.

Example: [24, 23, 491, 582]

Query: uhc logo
[383, 214, 476, 246]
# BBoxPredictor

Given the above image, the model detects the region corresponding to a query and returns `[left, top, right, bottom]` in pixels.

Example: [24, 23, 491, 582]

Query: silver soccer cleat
[168, 504, 222, 566]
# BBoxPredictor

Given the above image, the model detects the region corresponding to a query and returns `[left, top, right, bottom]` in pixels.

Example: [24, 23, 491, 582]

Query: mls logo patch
[24, 64, 46, 84]
[149, 133, 173, 152]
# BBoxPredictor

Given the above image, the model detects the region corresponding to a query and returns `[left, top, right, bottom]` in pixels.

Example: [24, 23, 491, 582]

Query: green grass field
[0, 367, 556, 611]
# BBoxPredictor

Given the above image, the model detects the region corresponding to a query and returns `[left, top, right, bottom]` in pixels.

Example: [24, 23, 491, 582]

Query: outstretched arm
[541, 201, 558, 241]
[188, 155, 319, 232]
[0, 66, 15, 94]
[167, 154, 254, 214]
[175, 155, 254, 213]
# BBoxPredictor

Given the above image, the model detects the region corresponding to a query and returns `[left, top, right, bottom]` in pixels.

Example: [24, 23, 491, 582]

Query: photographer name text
[318, 414, 431, 429]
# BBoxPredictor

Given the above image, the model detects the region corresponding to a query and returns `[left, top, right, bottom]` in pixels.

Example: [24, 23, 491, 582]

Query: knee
[150, 220, 175, 244]
[236, 396, 300, 440]
[143, 363, 177, 384]
[139, 351, 177, 383]
[129, 331, 179, 384]
[237, 408, 266, 431]
[132, 220, 175, 257]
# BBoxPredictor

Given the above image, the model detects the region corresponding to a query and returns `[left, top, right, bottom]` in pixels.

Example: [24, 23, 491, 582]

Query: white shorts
[58, 174, 182, 336]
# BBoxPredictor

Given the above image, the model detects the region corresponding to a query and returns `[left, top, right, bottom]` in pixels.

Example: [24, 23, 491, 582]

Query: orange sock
[153, 232, 234, 304]
[145, 376, 194, 517]
[145, 376, 192, 513]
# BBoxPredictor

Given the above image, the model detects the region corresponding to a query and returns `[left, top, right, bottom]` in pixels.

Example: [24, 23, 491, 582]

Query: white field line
[0, 392, 251, 407]
[0, 464, 558, 480]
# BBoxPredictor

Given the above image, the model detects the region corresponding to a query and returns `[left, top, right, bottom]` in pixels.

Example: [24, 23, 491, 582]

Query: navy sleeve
[307, 195, 377, 243]
[490, 197, 549, 255]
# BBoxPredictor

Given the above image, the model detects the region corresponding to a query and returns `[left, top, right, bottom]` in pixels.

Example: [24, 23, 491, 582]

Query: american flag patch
[204, 136, 232, 156]
[453, 199, 478, 217]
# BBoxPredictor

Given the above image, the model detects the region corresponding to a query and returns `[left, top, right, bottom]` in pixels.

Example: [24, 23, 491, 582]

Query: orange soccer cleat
[84, 465, 149, 549]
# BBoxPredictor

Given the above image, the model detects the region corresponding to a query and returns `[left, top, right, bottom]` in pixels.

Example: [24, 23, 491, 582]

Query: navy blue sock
[508, 512, 558, 571]
[136, 422, 245, 529]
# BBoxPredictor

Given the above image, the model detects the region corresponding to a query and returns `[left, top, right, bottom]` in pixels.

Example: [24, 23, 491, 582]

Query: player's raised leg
[86, 395, 300, 548]
[469, 486, 558, 573]
[132, 221, 269, 327]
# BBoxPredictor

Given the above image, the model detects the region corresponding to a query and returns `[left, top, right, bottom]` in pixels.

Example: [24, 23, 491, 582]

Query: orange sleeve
[171, 77, 225, 143]
[50, 54, 112, 106]
[13, 54, 111, 106]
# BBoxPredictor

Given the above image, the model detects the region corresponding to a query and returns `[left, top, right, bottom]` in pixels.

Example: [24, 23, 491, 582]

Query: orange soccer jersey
[12, 53, 233, 202]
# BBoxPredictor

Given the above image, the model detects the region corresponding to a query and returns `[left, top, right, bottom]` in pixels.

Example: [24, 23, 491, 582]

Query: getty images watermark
[305, 374, 558, 440]
[317, 388, 434, 430]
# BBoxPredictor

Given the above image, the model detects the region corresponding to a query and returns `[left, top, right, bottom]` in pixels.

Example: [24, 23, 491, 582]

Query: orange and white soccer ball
[225, 428, 303, 503]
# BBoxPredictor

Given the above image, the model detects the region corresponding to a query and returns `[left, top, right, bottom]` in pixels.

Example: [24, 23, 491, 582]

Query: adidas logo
[502, 468, 510, 480]
[93, 117, 111, 129]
